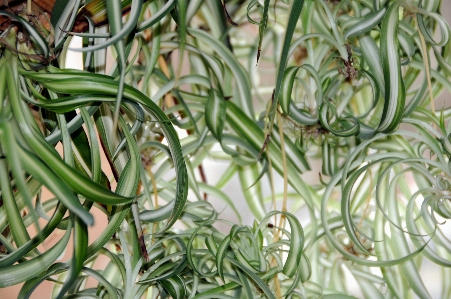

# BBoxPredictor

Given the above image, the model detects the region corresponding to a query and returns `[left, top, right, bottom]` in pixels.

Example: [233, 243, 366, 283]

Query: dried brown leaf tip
[223, 2, 238, 26]
[301, 122, 329, 139]
[336, 44, 358, 81]
[294, 45, 308, 65]
[139, 234, 149, 262]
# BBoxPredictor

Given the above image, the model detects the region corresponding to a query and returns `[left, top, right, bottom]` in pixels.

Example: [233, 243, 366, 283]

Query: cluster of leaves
[1, 0, 451, 298]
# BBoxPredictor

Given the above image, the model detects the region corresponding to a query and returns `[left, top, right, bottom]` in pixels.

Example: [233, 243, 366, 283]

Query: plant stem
[158, 55, 175, 108]
[418, 25, 436, 128]
[276, 111, 288, 238]
[147, 165, 159, 244]
[277, 111, 288, 214]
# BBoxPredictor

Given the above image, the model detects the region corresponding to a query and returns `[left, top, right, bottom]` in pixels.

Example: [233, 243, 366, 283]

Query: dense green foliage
[1, 0, 451, 298]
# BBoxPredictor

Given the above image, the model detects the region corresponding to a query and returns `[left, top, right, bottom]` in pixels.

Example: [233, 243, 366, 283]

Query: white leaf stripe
[378, 1, 405, 133]
[344, 7, 387, 40]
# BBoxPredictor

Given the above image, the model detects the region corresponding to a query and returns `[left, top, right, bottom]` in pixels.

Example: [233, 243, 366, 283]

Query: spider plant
[1, 0, 451, 298]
